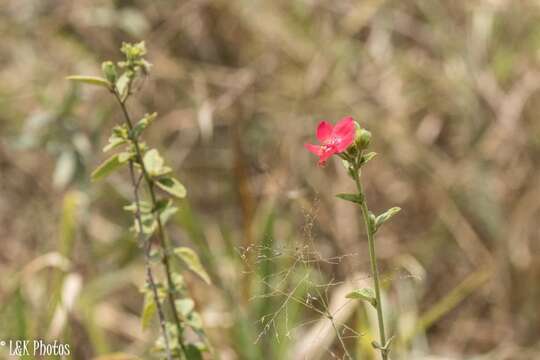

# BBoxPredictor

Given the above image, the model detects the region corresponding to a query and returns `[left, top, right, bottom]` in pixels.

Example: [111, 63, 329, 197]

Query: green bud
[121, 41, 147, 61]
[101, 61, 117, 83]
[355, 128, 371, 150]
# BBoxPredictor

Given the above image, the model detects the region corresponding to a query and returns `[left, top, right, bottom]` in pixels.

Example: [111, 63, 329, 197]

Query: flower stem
[352, 164, 388, 360]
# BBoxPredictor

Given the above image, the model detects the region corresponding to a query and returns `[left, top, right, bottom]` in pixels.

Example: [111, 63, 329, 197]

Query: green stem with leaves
[128, 162, 173, 360]
[69, 42, 211, 360]
[113, 90, 188, 358]
[336, 128, 399, 359]
[351, 162, 388, 360]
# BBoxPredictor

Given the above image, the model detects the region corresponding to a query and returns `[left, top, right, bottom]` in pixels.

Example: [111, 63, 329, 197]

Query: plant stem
[128, 162, 173, 360]
[352, 164, 388, 360]
[113, 90, 187, 358]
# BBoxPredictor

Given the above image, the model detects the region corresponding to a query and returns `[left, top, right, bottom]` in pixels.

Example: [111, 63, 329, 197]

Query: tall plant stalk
[113, 89, 188, 358]
[352, 164, 388, 360]
[128, 161, 174, 360]
[304, 116, 400, 359]
[69, 41, 211, 360]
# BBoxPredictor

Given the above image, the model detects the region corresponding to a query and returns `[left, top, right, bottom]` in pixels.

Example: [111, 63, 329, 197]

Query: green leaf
[154, 199, 179, 225]
[118, 151, 134, 163]
[115, 72, 131, 101]
[103, 128, 128, 152]
[101, 61, 118, 83]
[67, 75, 110, 89]
[125, 200, 178, 235]
[174, 247, 211, 284]
[360, 151, 377, 165]
[155, 177, 186, 199]
[346, 288, 377, 308]
[143, 149, 171, 177]
[132, 212, 156, 235]
[185, 344, 203, 360]
[159, 203, 178, 225]
[91, 154, 125, 181]
[124, 201, 152, 214]
[186, 311, 203, 330]
[171, 273, 185, 290]
[336, 193, 363, 205]
[141, 291, 156, 330]
[131, 112, 157, 139]
[175, 298, 195, 317]
[103, 136, 126, 153]
[375, 207, 401, 232]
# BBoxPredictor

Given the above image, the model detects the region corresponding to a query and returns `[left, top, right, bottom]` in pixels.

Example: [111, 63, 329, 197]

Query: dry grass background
[1, 0, 540, 359]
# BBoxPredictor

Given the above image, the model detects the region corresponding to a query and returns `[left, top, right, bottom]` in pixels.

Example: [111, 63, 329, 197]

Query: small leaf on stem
[91, 154, 126, 181]
[141, 291, 157, 330]
[175, 298, 195, 317]
[103, 132, 127, 152]
[174, 247, 211, 284]
[118, 151, 134, 163]
[156, 177, 187, 199]
[346, 287, 377, 308]
[185, 344, 203, 360]
[131, 112, 157, 139]
[336, 193, 363, 205]
[67, 75, 111, 89]
[360, 152, 377, 165]
[115, 72, 131, 101]
[124, 201, 152, 214]
[375, 207, 401, 232]
[143, 149, 171, 177]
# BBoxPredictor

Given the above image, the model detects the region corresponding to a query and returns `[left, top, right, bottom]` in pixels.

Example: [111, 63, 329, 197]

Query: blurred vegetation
[1, 0, 540, 359]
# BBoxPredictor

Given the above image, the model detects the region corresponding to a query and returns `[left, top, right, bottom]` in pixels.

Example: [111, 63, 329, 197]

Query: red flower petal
[304, 143, 323, 156]
[332, 116, 355, 138]
[318, 148, 335, 166]
[316, 121, 333, 142]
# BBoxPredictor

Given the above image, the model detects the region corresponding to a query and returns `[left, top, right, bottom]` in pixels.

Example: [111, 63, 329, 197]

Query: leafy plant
[69, 42, 210, 360]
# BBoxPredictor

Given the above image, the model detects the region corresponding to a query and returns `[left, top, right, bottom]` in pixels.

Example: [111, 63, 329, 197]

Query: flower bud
[355, 128, 371, 150]
[101, 61, 117, 83]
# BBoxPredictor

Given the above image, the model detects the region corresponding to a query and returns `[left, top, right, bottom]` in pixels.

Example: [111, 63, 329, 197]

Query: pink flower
[305, 116, 356, 166]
